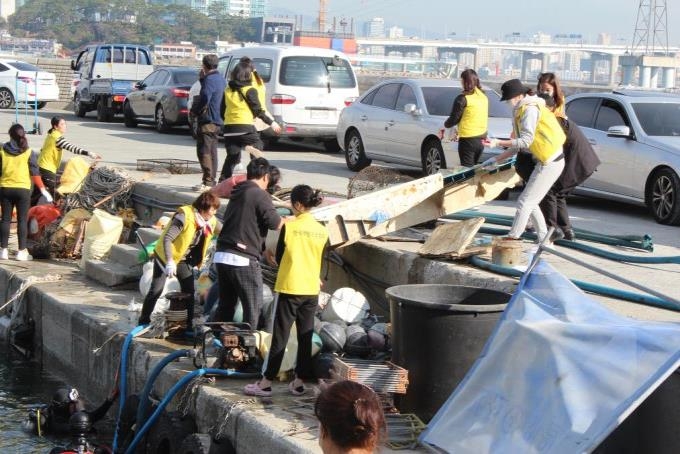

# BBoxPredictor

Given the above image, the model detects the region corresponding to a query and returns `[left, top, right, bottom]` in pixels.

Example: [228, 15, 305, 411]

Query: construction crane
[319, 0, 328, 32]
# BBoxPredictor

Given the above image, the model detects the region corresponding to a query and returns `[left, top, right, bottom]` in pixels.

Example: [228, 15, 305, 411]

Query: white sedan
[337, 78, 512, 175]
[0, 59, 60, 109]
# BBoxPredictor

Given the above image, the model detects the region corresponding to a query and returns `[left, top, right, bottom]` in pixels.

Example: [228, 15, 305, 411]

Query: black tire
[36, 102, 47, 110]
[323, 139, 341, 153]
[0, 88, 15, 109]
[124, 102, 138, 128]
[179, 434, 212, 454]
[97, 98, 113, 122]
[344, 129, 371, 171]
[74, 94, 87, 118]
[647, 168, 680, 225]
[421, 138, 446, 176]
[145, 411, 197, 454]
[156, 105, 170, 133]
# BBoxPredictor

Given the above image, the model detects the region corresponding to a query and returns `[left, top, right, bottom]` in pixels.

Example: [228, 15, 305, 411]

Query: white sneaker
[192, 183, 211, 192]
[0, 248, 8, 260]
[15, 249, 32, 261]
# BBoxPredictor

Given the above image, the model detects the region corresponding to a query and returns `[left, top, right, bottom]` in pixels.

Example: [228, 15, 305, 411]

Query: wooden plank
[419, 217, 485, 256]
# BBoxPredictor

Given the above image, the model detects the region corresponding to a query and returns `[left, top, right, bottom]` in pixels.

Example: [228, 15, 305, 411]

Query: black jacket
[216, 180, 281, 260]
[555, 117, 601, 191]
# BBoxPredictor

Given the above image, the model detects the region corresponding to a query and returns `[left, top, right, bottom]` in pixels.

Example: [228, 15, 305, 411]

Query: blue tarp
[420, 260, 680, 453]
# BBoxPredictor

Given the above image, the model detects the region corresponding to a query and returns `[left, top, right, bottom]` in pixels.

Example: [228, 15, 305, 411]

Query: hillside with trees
[8, 0, 257, 52]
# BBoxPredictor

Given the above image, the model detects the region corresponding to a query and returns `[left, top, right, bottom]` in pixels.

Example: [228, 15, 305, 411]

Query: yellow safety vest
[224, 87, 255, 125]
[0, 147, 32, 189]
[514, 103, 566, 164]
[275, 212, 329, 295]
[154, 206, 216, 266]
[38, 129, 63, 173]
[458, 88, 488, 138]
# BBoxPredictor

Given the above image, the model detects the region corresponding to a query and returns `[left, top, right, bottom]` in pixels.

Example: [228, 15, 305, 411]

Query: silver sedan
[336, 78, 512, 175]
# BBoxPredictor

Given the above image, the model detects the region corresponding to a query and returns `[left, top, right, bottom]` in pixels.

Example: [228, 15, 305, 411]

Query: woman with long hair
[1, 124, 51, 261]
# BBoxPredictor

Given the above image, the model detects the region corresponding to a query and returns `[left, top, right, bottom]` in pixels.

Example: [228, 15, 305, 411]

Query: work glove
[89, 151, 101, 160]
[165, 260, 177, 278]
[481, 157, 497, 169]
[40, 188, 53, 203]
[484, 138, 500, 148]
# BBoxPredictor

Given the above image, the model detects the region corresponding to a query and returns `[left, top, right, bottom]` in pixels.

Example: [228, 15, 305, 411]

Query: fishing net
[347, 166, 415, 199]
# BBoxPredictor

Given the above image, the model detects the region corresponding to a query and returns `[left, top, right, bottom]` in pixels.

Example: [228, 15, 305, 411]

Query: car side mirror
[404, 103, 421, 115]
[135, 82, 144, 89]
[70, 60, 76, 71]
[607, 125, 632, 138]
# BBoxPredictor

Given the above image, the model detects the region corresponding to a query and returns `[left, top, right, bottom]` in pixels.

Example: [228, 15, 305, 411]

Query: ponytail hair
[8, 123, 28, 151]
[315, 380, 385, 451]
[290, 184, 323, 209]
[48, 116, 64, 133]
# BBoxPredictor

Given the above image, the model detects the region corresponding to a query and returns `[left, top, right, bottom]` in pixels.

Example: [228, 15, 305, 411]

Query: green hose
[469, 255, 680, 312]
[446, 210, 654, 251]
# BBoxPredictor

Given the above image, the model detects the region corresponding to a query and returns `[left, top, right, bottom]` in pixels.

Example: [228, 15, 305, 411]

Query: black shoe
[563, 229, 575, 241]
[549, 229, 565, 243]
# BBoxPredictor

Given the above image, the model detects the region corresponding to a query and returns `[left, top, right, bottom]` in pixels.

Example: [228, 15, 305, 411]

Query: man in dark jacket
[191, 54, 226, 192]
[538, 94, 601, 241]
[211, 157, 284, 330]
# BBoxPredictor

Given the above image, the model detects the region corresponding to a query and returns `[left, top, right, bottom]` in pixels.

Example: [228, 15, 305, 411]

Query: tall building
[364, 17, 385, 38]
[388, 26, 404, 39]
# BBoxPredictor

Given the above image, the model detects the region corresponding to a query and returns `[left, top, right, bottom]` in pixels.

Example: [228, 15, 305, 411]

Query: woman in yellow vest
[219, 60, 281, 182]
[1, 124, 51, 261]
[138, 191, 220, 334]
[537, 72, 566, 117]
[441, 69, 489, 167]
[481, 79, 566, 244]
[33, 117, 100, 205]
[244, 185, 328, 397]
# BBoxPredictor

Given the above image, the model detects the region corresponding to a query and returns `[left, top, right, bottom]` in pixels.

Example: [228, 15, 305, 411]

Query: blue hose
[112, 324, 147, 453]
[469, 255, 680, 312]
[476, 226, 680, 264]
[123, 368, 257, 454]
[135, 349, 194, 429]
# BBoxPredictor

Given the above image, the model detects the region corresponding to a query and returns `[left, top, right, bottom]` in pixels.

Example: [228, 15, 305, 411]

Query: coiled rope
[64, 166, 135, 213]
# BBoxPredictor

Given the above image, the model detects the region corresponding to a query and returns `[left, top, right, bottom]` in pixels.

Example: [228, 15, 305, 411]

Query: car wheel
[0, 88, 15, 109]
[647, 168, 680, 225]
[323, 139, 341, 153]
[36, 102, 47, 110]
[96, 98, 112, 122]
[421, 138, 446, 176]
[123, 102, 138, 128]
[74, 94, 87, 118]
[344, 129, 371, 171]
[155, 105, 169, 133]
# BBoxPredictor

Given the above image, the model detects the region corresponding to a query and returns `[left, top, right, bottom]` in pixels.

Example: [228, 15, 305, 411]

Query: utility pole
[631, 0, 669, 56]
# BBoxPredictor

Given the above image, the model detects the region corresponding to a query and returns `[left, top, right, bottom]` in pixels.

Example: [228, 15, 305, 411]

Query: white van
[189, 46, 359, 152]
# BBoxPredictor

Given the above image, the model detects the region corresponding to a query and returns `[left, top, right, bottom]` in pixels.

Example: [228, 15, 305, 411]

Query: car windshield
[422, 87, 512, 117]
[9, 61, 39, 72]
[631, 102, 680, 136]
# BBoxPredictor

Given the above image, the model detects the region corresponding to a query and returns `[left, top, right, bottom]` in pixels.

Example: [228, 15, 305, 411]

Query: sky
[269, 0, 680, 46]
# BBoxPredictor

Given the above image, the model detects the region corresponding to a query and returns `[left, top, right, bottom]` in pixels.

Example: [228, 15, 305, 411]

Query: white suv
[566, 90, 680, 225]
[188, 46, 359, 152]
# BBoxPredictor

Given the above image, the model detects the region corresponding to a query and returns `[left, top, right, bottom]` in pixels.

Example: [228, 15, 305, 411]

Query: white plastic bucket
[320, 287, 370, 324]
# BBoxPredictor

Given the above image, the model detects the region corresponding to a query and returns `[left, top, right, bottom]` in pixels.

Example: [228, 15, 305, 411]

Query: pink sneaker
[244, 382, 272, 397]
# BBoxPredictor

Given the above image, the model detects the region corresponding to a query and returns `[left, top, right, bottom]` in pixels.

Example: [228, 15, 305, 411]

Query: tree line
[8, 0, 258, 52]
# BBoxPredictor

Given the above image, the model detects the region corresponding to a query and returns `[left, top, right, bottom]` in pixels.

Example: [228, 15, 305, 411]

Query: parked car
[0, 59, 59, 109]
[565, 90, 680, 225]
[123, 66, 199, 132]
[187, 45, 359, 151]
[336, 78, 512, 175]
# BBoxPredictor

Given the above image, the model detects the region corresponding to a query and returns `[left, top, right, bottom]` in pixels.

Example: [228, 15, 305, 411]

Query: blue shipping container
[331, 38, 344, 51]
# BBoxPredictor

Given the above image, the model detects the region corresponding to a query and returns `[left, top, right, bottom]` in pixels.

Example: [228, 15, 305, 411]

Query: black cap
[500, 79, 530, 101]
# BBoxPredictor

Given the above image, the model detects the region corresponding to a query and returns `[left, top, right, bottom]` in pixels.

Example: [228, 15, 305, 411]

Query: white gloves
[165, 260, 177, 278]
[481, 157, 497, 169]
[485, 138, 500, 149]
[40, 188, 53, 203]
[89, 152, 101, 160]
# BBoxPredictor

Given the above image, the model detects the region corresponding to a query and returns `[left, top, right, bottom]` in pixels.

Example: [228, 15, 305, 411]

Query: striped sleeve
[55, 136, 91, 156]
